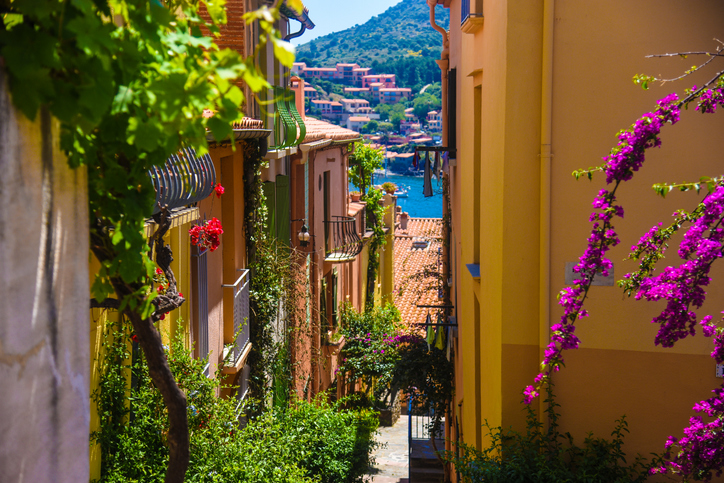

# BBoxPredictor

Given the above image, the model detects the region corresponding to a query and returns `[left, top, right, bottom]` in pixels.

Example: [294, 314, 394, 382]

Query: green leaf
[207, 116, 232, 143]
[271, 35, 295, 68]
[286, 0, 304, 15]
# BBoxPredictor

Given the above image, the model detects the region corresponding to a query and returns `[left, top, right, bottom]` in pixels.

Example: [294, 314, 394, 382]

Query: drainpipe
[540, 0, 554, 387]
[428, 1, 452, 479]
[290, 75, 306, 122]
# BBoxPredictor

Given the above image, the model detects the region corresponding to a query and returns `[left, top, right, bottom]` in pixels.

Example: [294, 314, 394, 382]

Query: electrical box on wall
[716, 364, 724, 378]
[564, 262, 614, 286]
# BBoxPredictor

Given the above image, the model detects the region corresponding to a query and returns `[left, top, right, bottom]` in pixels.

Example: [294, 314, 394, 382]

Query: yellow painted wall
[447, 0, 724, 465]
[88, 219, 195, 478]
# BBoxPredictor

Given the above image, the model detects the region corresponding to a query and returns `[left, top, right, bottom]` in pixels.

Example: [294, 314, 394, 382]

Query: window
[461, 0, 484, 33]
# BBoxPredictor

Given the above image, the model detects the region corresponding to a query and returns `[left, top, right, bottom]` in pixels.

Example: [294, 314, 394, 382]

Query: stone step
[409, 466, 444, 483]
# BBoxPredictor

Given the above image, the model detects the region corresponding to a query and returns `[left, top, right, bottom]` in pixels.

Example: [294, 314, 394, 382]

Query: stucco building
[427, 1, 724, 480]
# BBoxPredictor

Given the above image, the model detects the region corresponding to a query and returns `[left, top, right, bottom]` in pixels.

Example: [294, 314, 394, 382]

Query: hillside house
[362, 74, 396, 88]
[426, 110, 442, 131]
[379, 87, 412, 104]
[347, 116, 371, 132]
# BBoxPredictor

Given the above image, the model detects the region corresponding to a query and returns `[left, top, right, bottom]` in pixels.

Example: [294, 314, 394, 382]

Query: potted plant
[350, 191, 362, 202]
[381, 181, 397, 195]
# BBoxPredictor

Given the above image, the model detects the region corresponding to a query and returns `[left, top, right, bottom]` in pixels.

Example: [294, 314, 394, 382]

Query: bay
[350, 173, 443, 219]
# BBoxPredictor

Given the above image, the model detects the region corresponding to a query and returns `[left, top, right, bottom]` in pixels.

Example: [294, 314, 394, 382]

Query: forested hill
[295, 0, 450, 88]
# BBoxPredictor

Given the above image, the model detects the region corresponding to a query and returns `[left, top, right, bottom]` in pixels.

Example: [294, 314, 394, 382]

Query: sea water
[350, 173, 443, 219]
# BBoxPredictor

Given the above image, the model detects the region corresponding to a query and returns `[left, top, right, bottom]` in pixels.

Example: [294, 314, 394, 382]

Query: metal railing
[148, 147, 216, 215]
[461, 0, 483, 25]
[324, 216, 364, 262]
[222, 269, 251, 364]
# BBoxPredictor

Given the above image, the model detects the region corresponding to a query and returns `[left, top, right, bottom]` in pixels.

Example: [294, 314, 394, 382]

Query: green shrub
[278, 397, 380, 483]
[339, 303, 402, 407]
[443, 387, 660, 483]
[91, 321, 378, 483]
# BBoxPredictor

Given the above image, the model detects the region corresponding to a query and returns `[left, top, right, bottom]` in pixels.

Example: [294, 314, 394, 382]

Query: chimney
[290, 76, 306, 121]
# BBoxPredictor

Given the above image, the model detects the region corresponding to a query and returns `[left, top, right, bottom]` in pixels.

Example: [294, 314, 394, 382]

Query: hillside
[295, 0, 450, 70]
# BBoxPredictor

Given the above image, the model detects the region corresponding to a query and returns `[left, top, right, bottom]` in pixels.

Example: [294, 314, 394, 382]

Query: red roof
[394, 218, 443, 329]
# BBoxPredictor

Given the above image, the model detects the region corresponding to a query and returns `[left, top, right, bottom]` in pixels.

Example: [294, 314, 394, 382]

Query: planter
[377, 391, 401, 427]
[350, 193, 361, 202]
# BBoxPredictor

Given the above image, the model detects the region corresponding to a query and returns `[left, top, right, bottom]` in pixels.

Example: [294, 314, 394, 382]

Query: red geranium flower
[189, 217, 224, 252]
[214, 183, 225, 198]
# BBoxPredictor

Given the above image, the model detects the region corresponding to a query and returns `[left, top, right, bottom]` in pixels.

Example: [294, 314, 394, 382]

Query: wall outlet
[716, 364, 724, 378]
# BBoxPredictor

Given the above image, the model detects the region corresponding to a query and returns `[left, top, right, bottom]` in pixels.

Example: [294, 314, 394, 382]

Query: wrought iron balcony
[148, 147, 216, 215]
[324, 216, 364, 263]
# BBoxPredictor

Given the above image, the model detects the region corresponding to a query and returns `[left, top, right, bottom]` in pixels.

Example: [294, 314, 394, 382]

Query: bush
[278, 397, 380, 483]
[339, 303, 402, 407]
[443, 386, 660, 483]
[91, 321, 379, 483]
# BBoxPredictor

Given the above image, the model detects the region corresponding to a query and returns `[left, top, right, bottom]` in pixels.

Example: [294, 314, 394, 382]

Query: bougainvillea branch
[526, 58, 724, 480]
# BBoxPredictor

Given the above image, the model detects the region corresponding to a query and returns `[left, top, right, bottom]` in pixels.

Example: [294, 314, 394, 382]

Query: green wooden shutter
[262, 181, 276, 240]
[320, 278, 328, 333]
[275, 175, 290, 248]
[332, 269, 338, 327]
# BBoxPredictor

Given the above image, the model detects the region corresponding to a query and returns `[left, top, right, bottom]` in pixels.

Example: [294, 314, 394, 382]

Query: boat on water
[395, 185, 409, 198]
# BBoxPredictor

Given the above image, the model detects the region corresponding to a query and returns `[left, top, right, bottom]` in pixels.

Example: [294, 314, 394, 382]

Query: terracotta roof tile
[394, 218, 443, 330]
[302, 117, 360, 143]
[202, 109, 264, 129]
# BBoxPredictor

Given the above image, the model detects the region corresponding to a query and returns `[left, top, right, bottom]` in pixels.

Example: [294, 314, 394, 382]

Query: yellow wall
[447, 0, 724, 464]
[88, 218, 195, 478]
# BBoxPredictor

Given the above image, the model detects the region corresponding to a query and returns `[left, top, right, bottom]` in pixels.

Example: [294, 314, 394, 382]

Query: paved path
[365, 415, 410, 483]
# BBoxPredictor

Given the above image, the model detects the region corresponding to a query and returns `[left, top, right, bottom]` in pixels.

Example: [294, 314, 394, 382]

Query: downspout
[540, 0, 554, 395]
[428, 1, 451, 479]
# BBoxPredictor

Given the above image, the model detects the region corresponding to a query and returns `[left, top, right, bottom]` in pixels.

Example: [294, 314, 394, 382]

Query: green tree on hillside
[413, 93, 441, 124]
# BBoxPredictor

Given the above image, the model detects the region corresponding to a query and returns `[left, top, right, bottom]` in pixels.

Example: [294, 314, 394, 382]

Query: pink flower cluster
[650, 385, 724, 480]
[524, 93, 681, 404]
[635, 186, 724, 348]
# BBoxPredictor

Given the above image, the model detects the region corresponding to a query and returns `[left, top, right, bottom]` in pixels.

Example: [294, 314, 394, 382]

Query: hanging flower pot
[189, 217, 224, 252]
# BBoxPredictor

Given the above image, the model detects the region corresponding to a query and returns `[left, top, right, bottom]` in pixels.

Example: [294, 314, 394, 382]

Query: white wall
[0, 69, 90, 482]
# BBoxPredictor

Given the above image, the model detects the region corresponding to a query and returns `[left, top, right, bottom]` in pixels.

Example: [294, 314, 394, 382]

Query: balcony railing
[461, 0, 484, 33]
[324, 216, 364, 263]
[148, 147, 216, 215]
[222, 269, 251, 365]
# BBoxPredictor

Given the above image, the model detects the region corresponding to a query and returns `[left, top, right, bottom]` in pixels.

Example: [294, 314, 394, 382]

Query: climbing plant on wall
[0, 0, 298, 479]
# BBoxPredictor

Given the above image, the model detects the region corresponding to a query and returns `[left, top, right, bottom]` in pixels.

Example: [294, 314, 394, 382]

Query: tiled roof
[394, 218, 443, 330]
[302, 117, 360, 143]
[348, 116, 371, 122]
[381, 88, 412, 92]
[202, 109, 263, 129]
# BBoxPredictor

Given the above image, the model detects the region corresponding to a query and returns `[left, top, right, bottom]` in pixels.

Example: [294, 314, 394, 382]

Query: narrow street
[366, 416, 409, 483]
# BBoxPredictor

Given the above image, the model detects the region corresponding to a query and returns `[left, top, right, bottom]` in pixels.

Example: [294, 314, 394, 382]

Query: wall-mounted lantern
[298, 223, 311, 247]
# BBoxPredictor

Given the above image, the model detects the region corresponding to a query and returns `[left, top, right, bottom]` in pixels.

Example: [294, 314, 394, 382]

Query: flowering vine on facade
[524, 82, 724, 480]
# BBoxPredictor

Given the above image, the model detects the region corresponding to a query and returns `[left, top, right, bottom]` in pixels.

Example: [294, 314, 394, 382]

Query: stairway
[409, 439, 445, 483]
